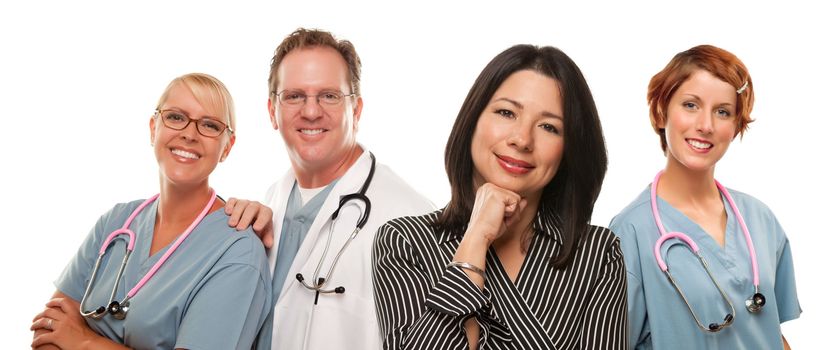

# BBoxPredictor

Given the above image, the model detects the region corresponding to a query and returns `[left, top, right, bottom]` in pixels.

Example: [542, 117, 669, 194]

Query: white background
[2, 1, 816, 347]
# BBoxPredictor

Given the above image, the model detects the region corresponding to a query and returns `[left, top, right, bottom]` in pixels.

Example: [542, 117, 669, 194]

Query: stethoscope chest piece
[746, 292, 766, 313]
[108, 300, 130, 320]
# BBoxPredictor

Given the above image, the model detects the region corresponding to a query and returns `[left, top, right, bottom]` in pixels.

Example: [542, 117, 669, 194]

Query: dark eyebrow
[493, 97, 563, 120]
[541, 111, 563, 120]
[494, 97, 524, 109]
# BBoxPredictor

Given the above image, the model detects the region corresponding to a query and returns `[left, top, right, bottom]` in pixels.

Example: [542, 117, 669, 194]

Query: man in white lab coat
[229, 28, 433, 350]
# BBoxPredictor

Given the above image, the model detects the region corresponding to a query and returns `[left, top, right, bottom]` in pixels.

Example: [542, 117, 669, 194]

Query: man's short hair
[268, 28, 362, 97]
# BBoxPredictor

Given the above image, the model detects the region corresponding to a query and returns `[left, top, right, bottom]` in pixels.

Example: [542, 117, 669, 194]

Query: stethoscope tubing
[308, 220, 362, 289]
[97, 194, 159, 254]
[128, 191, 217, 300]
[663, 256, 736, 332]
[714, 180, 760, 287]
[296, 153, 376, 294]
[650, 171, 761, 331]
[80, 194, 159, 318]
[650, 171, 760, 288]
[650, 170, 766, 331]
[80, 190, 217, 319]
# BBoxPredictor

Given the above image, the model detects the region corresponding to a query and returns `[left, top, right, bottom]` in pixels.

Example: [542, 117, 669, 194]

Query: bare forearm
[32, 291, 131, 350]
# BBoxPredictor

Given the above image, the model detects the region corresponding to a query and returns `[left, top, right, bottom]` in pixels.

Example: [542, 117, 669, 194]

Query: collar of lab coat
[267, 145, 375, 300]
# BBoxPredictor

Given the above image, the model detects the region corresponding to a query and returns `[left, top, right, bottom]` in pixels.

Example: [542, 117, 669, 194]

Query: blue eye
[716, 108, 732, 118]
[683, 102, 697, 110]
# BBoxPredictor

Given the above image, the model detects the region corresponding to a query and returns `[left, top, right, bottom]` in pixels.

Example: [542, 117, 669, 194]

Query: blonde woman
[31, 73, 271, 349]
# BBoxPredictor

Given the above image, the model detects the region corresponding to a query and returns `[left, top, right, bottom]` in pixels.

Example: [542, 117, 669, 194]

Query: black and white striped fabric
[373, 209, 627, 350]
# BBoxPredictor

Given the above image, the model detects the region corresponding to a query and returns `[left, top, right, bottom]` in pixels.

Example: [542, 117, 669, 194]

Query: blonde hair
[156, 73, 236, 132]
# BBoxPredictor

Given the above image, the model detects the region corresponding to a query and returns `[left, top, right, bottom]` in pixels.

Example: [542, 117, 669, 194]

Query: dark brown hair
[436, 45, 608, 268]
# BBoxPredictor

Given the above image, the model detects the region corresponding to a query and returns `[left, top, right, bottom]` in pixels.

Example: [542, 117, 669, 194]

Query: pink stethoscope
[651, 171, 766, 333]
[79, 190, 217, 320]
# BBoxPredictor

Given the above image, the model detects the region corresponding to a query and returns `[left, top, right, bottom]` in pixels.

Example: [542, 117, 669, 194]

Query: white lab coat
[263, 149, 434, 350]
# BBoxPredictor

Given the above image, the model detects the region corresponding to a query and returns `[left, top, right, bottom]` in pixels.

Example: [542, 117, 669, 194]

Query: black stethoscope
[650, 171, 765, 332]
[295, 153, 375, 303]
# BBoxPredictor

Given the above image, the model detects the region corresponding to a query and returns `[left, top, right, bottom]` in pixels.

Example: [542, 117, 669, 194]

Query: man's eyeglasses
[154, 109, 233, 138]
[274, 90, 356, 107]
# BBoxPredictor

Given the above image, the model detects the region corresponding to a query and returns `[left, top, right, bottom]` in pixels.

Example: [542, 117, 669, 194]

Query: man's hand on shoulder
[225, 198, 274, 248]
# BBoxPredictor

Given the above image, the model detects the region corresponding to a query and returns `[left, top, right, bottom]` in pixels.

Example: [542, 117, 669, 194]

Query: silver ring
[46, 318, 53, 330]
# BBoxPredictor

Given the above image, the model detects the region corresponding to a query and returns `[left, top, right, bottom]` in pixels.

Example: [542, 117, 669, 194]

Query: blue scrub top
[610, 186, 801, 350]
[56, 199, 272, 349]
[271, 180, 337, 311]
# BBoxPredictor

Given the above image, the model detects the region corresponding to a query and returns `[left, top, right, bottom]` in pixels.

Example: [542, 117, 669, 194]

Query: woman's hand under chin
[465, 182, 528, 246]
[455, 183, 530, 350]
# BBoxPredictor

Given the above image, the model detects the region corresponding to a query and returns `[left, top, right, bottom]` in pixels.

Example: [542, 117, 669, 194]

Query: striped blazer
[373, 209, 627, 349]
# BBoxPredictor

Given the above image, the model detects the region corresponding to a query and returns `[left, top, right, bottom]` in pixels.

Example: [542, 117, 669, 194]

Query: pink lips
[496, 154, 534, 175]
[685, 138, 713, 154]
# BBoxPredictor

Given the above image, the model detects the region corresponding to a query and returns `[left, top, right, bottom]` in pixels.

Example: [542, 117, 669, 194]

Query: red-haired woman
[610, 45, 800, 349]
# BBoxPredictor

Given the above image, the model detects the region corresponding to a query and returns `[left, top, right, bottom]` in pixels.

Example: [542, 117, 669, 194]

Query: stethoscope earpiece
[707, 314, 734, 332]
[90, 306, 107, 320]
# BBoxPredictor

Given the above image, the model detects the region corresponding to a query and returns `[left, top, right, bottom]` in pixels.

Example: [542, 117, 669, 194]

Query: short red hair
[647, 45, 754, 152]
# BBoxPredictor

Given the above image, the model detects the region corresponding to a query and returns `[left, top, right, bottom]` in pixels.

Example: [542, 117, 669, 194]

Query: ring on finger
[46, 318, 53, 330]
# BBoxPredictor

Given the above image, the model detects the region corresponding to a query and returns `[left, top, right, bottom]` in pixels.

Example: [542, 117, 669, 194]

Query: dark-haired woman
[373, 45, 626, 350]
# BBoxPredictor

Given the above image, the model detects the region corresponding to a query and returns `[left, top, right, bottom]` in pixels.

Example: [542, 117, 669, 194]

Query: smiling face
[150, 82, 234, 189]
[470, 70, 565, 202]
[268, 46, 363, 184]
[664, 69, 738, 173]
